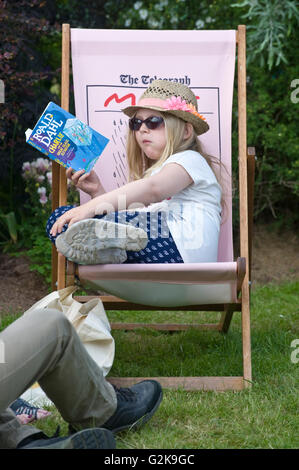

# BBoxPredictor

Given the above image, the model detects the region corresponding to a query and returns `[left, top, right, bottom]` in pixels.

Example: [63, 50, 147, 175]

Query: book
[25, 102, 109, 173]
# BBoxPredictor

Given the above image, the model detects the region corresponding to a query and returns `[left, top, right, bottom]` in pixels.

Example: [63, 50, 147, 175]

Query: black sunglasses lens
[146, 116, 164, 129]
[129, 116, 164, 131]
[129, 118, 141, 130]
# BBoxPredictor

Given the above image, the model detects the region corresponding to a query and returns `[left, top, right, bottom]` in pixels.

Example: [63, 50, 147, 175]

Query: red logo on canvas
[104, 93, 136, 107]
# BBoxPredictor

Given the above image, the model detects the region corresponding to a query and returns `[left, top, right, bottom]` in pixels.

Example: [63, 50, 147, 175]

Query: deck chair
[51, 24, 255, 391]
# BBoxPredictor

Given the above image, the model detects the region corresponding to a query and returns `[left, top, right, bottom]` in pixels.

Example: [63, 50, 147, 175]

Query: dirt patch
[0, 224, 298, 315]
[251, 225, 299, 285]
[0, 253, 50, 315]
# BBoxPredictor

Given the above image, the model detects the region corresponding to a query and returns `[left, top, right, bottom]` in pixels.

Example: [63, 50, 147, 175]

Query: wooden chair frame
[51, 24, 255, 391]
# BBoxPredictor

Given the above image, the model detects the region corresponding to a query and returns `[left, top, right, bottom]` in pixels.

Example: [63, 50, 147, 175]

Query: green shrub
[5, 157, 80, 284]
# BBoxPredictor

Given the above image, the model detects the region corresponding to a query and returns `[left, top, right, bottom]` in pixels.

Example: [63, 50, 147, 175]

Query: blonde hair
[126, 113, 222, 186]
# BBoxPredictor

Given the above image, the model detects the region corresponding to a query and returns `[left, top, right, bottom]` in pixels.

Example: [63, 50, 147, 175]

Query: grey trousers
[0, 308, 117, 449]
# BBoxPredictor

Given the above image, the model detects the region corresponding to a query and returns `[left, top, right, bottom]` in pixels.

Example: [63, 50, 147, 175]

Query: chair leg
[242, 285, 252, 388]
[219, 306, 234, 333]
[51, 245, 58, 291]
[57, 253, 66, 290]
[247, 147, 256, 284]
[66, 261, 76, 287]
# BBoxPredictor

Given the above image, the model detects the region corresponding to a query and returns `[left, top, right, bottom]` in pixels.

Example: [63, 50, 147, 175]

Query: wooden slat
[247, 147, 256, 283]
[51, 245, 58, 291]
[57, 253, 66, 290]
[66, 261, 76, 287]
[237, 256, 246, 293]
[51, 162, 60, 291]
[108, 376, 245, 391]
[238, 25, 252, 387]
[61, 24, 70, 114]
[56, 23, 71, 290]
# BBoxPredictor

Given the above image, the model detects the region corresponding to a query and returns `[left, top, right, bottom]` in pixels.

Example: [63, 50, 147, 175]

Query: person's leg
[0, 308, 117, 448]
[46, 207, 183, 265]
[1, 307, 163, 448]
[121, 211, 184, 264]
[46, 204, 76, 244]
[46, 206, 148, 264]
[0, 408, 42, 450]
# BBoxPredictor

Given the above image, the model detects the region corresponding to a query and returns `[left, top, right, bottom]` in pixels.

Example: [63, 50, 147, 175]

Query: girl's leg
[46, 207, 183, 264]
[87, 210, 184, 264]
[117, 211, 184, 264]
[46, 205, 76, 243]
[46, 206, 148, 265]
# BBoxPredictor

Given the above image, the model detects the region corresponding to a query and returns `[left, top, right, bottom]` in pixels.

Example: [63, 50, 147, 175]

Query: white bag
[24, 285, 115, 376]
[21, 286, 115, 406]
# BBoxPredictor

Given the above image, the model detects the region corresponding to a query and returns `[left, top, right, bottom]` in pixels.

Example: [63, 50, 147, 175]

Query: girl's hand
[66, 168, 104, 198]
[50, 202, 96, 237]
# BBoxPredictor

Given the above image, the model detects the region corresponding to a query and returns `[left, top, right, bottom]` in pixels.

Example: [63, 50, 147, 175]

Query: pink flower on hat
[163, 96, 191, 112]
[162, 96, 206, 122]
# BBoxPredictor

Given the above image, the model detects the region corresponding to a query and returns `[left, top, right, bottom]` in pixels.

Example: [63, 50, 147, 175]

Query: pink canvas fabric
[70, 29, 238, 305]
[71, 29, 236, 263]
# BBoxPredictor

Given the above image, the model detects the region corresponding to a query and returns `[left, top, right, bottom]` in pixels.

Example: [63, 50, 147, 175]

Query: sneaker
[10, 398, 51, 425]
[18, 428, 115, 449]
[102, 380, 163, 434]
[55, 218, 148, 265]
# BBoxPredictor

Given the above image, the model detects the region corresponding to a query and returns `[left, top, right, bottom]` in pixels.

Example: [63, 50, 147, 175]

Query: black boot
[102, 380, 163, 434]
[18, 428, 115, 449]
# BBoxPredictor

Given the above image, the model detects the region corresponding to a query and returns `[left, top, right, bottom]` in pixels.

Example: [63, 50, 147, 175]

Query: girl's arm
[51, 163, 192, 236]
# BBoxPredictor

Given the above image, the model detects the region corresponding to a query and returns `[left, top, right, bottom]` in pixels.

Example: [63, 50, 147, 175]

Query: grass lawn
[1, 280, 298, 449]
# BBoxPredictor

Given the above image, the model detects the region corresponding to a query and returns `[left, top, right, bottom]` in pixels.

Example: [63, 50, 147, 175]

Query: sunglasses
[129, 116, 164, 131]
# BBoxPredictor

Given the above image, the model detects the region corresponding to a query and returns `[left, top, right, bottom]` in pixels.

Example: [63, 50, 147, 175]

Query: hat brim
[122, 105, 209, 136]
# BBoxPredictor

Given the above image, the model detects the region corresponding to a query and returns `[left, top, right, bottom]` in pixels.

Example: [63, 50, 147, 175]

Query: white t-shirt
[145, 150, 222, 263]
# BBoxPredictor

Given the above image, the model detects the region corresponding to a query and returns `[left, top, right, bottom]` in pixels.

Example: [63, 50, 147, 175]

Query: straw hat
[122, 79, 209, 136]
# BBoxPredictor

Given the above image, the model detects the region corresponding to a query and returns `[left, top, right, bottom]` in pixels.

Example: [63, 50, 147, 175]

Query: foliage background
[0, 2, 298, 449]
[0, 0, 298, 255]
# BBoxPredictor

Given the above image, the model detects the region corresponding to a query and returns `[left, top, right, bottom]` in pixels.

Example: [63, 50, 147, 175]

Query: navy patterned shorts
[46, 205, 184, 264]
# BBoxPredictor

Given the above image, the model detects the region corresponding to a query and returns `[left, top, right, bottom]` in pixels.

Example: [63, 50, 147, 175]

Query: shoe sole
[24, 428, 116, 449]
[110, 388, 163, 434]
[55, 218, 148, 265]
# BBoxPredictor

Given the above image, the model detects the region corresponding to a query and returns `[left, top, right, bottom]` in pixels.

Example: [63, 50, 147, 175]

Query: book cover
[25, 102, 109, 173]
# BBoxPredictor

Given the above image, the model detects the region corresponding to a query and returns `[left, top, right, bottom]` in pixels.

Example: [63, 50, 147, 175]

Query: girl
[47, 79, 222, 265]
